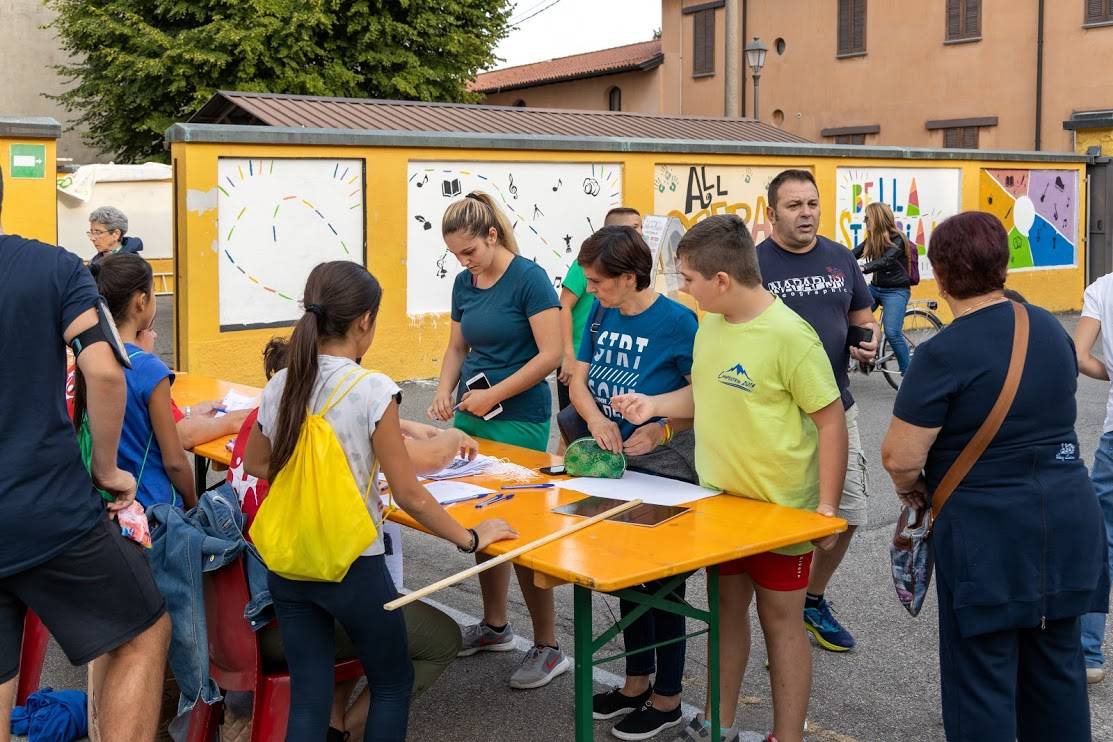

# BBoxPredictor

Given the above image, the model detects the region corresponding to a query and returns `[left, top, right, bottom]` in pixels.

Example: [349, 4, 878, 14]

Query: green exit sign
[10, 144, 46, 179]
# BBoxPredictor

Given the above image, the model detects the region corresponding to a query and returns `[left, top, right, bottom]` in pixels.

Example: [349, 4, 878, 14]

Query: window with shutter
[946, 0, 981, 40]
[943, 126, 979, 149]
[608, 87, 622, 112]
[835, 134, 866, 145]
[838, 0, 867, 56]
[1085, 0, 1113, 24]
[692, 9, 715, 76]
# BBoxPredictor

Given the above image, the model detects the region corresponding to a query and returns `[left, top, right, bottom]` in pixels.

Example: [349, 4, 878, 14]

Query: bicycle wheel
[880, 309, 944, 390]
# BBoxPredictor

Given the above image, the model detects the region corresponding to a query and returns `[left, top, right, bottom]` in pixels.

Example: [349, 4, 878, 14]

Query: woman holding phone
[427, 191, 565, 689]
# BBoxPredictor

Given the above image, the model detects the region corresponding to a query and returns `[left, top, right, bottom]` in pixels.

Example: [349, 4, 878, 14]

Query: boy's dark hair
[676, 214, 762, 287]
[767, 169, 818, 210]
[263, 337, 290, 380]
[577, 226, 652, 291]
[604, 207, 641, 223]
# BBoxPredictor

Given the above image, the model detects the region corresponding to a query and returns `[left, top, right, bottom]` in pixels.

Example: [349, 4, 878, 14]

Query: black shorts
[0, 517, 166, 683]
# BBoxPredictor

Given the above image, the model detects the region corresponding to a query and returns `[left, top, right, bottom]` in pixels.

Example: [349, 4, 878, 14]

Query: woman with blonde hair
[853, 202, 915, 374]
[427, 191, 566, 689]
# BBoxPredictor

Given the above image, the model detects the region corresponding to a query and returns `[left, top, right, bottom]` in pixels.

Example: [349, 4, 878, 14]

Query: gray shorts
[840, 404, 869, 526]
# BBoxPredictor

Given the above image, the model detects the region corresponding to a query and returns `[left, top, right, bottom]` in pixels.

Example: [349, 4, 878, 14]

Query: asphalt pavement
[23, 303, 1113, 741]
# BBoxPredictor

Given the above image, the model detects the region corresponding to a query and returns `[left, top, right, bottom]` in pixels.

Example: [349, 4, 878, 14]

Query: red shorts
[716, 550, 813, 591]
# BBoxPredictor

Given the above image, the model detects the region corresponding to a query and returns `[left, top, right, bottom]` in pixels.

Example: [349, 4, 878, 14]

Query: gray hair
[89, 205, 128, 236]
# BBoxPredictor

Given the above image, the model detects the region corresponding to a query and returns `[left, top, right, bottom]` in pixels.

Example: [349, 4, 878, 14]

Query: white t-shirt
[257, 354, 401, 557]
[1082, 273, 1113, 432]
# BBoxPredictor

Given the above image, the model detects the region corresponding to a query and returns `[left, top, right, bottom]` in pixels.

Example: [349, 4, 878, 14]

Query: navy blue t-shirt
[0, 234, 104, 577]
[577, 295, 697, 439]
[757, 235, 873, 410]
[451, 255, 560, 422]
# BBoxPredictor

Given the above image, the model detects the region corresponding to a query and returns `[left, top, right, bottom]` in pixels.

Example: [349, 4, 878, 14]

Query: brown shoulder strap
[931, 301, 1029, 521]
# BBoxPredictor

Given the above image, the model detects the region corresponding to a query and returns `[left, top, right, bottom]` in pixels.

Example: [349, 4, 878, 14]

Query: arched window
[513, 99, 526, 107]
[608, 87, 622, 112]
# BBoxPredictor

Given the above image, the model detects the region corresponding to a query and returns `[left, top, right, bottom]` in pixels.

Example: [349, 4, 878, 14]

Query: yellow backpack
[250, 368, 379, 582]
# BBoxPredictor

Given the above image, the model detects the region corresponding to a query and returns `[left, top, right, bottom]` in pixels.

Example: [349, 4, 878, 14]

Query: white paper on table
[421, 480, 497, 505]
[557, 471, 720, 507]
[217, 389, 259, 417]
[422, 454, 501, 480]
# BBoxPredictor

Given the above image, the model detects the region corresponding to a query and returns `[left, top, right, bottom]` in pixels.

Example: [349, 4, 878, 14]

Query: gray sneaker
[457, 622, 515, 657]
[673, 715, 742, 742]
[508, 644, 570, 689]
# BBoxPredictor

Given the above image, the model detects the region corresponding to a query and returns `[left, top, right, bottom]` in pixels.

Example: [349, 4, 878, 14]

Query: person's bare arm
[176, 409, 250, 450]
[848, 305, 879, 363]
[66, 308, 134, 508]
[611, 387, 695, 425]
[405, 429, 479, 475]
[569, 359, 622, 452]
[458, 308, 562, 418]
[557, 288, 579, 385]
[881, 417, 942, 509]
[149, 380, 197, 508]
[809, 400, 848, 517]
[1074, 316, 1109, 381]
[243, 422, 271, 480]
[429, 321, 469, 421]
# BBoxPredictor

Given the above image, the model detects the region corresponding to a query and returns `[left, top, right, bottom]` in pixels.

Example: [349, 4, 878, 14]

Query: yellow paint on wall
[0, 137, 57, 245]
[1076, 129, 1113, 157]
[173, 142, 1088, 384]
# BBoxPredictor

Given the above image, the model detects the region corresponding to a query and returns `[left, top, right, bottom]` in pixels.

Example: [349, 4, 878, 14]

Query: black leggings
[268, 555, 413, 741]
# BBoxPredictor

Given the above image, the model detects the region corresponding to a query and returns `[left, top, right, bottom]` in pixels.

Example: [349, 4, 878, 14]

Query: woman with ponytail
[428, 192, 566, 689]
[243, 261, 517, 741]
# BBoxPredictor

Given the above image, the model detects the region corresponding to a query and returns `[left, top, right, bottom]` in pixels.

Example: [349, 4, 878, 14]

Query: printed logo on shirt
[1055, 443, 1078, 461]
[766, 267, 847, 298]
[718, 363, 756, 393]
[589, 330, 650, 417]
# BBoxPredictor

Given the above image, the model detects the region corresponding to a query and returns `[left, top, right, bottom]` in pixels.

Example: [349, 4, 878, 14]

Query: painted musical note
[553, 275, 563, 290]
[414, 215, 432, 231]
[416, 174, 429, 188]
[435, 251, 449, 279]
[533, 204, 544, 219]
[586, 216, 595, 232]
[563, 234, 573, 253]
[552, 178, 562, 192]
[508, 174, 519, 199]
[1040, 183, 1049, 202]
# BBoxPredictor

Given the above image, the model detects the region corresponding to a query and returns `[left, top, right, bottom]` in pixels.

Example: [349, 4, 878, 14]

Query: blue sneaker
[803, 596, 855, 652]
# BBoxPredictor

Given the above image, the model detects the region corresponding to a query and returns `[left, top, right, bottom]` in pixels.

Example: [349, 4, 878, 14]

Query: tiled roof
[188, 91, 811, 144]
[470, 39, 664, 93]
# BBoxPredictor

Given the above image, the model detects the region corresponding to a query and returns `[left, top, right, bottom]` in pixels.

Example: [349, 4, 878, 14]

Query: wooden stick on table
[384, 499, 643, 611]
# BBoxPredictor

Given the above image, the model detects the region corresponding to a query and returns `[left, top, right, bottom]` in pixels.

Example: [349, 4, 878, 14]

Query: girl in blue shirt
[428, 191, 565, 689]
[74, 254, 195, 508]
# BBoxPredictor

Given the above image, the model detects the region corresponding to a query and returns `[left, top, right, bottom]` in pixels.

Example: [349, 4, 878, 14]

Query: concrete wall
[481, 68, 663, 113]
[170, 130, 1089, 386]
[0, 0, 104, 165]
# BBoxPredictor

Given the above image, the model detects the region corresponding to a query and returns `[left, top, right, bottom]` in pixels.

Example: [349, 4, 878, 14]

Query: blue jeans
[870, 285, 911, 374]
[621, 578, 687, 697]
[268, 555, 413, 741]
[1082, 431, 1113, 668]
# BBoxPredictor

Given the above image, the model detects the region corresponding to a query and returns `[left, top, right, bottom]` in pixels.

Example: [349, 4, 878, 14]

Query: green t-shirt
[562, 262, 595, 357]
[692, 297, 840, 555]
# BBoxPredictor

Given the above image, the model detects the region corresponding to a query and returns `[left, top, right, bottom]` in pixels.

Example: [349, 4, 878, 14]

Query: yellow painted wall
[0, 136, 57, 243]
[1076, 128, 1113, 157]
[173, 141, 1087, 384]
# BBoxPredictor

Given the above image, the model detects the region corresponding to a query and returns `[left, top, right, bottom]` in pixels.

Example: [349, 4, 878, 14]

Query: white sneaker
[1087, 666, 1106, 684]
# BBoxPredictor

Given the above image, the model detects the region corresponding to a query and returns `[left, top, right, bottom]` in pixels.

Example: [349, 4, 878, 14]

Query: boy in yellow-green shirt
[613, 214, 847, 742]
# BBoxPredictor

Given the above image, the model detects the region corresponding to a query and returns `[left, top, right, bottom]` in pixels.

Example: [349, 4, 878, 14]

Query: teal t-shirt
[563, 261, 595, 357]
[451, 255, 560, 422]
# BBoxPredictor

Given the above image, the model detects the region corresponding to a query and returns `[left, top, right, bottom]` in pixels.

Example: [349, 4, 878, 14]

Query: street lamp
[744, 36, 768, 120]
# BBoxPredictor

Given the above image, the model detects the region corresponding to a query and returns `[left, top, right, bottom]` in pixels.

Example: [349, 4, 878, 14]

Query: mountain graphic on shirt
[717, 363, 756, 392]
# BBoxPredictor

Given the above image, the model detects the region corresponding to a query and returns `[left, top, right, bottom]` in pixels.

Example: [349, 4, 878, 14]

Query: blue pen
[500, 483, 554, 491]
[476, 493, 514, 509]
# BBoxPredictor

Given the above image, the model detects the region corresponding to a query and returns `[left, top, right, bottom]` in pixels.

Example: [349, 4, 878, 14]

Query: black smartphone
[540, 465, 566, 476]
[464, 372, 504, 421]
[846, 325, 872, 350]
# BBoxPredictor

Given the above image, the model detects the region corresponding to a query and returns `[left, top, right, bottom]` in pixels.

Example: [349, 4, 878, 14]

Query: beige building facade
[477, 0, 1113, 154]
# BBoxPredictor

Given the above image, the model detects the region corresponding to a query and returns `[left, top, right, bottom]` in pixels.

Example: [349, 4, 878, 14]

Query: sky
[489, 0, 662, 71]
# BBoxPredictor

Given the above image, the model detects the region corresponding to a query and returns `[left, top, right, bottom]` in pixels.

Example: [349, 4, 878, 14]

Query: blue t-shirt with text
[452, 256, 560, 422]
[121, 343, 182, 508]
[757, 235, 872, 410]
[577, 294, 697, 439]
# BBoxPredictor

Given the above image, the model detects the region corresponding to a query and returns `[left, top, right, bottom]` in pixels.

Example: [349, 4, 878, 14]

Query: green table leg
[574, 585, 594, 742]
[708, 565, 721, 739]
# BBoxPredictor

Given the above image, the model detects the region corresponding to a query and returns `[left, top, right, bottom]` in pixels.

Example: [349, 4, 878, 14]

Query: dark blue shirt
[452, 256, 560, 422]
[757, 235, 873, 410]
[121, 343, 180, 508]
[0, 234, 105, 577]
[577, 295, 697, 439]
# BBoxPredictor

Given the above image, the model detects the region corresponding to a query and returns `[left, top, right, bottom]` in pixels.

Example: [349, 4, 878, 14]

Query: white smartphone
[465, 371, 504, 421]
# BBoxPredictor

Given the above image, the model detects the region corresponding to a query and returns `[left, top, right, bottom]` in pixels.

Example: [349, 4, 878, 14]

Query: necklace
[958, 294, 1007, 317]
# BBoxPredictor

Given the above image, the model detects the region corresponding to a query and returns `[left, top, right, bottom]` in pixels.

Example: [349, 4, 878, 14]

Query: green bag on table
[563, 437, 626, 479]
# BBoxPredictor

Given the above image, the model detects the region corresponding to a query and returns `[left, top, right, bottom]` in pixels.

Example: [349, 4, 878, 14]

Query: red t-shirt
[227, 408, 268, 530]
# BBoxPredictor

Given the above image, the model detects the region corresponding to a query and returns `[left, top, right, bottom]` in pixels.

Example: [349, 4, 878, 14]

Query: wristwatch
[457, 528, 479, 554]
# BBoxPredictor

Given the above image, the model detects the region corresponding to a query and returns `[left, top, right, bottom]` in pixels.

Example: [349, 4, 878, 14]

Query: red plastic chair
[16, 611, 51, 705]
[185, 558, 364, 742]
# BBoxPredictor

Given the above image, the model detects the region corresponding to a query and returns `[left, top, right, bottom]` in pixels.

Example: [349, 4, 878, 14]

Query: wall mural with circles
[217, 157, 365, 330]
[979, 168, 1078, 270]
[406, 161, 622, 316]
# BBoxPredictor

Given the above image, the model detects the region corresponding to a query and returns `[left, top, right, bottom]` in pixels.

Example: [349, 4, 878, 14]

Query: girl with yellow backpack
[243, 261, 518, 740]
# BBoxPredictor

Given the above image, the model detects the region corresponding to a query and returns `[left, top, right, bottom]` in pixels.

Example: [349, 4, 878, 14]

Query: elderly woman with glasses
[88, 206, 143, 266]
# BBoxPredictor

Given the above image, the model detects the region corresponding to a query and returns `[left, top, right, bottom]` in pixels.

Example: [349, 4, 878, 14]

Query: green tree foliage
[49, 0, 513, 161]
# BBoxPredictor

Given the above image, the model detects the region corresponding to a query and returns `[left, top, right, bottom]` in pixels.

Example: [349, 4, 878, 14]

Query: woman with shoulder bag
[853, 202, 915, 375]
[565, 225, 700, 740]
[880, 212, 1107, 741]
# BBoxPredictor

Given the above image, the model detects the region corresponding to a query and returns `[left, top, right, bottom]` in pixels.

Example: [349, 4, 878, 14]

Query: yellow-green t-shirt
[693, 297, 840, 555]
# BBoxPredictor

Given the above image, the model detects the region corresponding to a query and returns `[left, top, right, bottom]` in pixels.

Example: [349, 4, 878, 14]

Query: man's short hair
[604, 207, 641, 224]
[676, 214, 762, 287]
[767, 169, 818, 210]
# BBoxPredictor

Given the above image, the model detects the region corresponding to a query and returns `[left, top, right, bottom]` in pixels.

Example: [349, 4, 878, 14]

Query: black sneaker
[611, 699, 683, 740]
[592, 685, 652, 720]
[326, 727, 350, 742]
